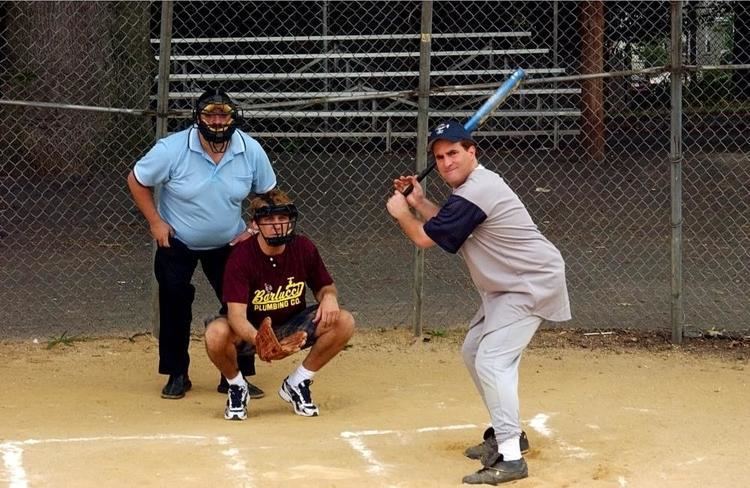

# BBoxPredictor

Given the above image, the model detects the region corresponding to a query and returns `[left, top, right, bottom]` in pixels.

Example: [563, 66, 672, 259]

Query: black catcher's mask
[193, 88, 240, 153]
[253, 202, 299, 247]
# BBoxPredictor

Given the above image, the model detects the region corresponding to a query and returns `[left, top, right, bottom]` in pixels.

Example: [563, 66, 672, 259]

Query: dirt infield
[1, 328, 748, 487]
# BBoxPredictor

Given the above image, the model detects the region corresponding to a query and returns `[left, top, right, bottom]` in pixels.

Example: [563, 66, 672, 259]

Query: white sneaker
[224, 383, 249, 420]
[278, 377, 319, 417]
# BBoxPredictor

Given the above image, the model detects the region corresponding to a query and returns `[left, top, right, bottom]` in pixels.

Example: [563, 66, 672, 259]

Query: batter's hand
[386, 191, 412, 220]
[150, 219, 174, 247]
[393, 175, 424, 206]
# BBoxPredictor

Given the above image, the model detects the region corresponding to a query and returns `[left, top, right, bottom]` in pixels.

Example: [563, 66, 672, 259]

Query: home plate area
[0, 425, 522, 487]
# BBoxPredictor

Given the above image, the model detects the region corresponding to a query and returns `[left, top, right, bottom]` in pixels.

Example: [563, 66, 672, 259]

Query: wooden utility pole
[580, 0, 605, 161]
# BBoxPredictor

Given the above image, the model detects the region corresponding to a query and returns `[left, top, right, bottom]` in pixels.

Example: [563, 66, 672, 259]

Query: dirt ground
[0, 327, 748, 488]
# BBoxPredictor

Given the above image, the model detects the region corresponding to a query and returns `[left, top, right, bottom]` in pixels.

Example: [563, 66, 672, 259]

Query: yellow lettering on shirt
[251, 277, 304, 312]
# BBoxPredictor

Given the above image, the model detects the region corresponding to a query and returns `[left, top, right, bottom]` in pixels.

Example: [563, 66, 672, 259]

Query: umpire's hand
[150, 219, 174, 247]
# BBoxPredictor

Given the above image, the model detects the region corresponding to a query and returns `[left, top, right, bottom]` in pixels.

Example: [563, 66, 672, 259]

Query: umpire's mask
[193, 88, 241, 153]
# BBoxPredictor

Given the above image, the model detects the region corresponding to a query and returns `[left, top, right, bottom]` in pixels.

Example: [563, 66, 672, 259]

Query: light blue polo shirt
[133, 127, 276, 250]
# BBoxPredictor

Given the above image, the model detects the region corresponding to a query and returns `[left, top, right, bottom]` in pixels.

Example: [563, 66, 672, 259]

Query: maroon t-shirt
[222, 235, 333, 327]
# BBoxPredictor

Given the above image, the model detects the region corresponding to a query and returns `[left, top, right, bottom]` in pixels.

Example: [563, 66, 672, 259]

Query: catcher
[204, 189, 355, 420]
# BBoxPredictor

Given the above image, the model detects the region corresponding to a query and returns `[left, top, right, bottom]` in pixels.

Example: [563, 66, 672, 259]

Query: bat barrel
[401, 68, 526, 196]
[463, 68, 526, 132]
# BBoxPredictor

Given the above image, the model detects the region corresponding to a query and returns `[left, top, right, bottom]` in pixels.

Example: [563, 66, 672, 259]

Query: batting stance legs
[462, 316, 541, 464]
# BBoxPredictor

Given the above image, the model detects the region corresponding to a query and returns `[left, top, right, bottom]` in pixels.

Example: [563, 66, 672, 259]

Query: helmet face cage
[193, 90, 240, 152]
[253, 204, 299, 246]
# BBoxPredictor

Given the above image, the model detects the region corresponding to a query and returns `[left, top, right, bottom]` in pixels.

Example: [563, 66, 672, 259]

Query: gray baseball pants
[461, 315, 542, 444]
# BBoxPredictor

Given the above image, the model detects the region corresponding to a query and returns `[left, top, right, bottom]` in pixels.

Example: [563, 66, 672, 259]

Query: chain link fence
[1, 1, 747, 340]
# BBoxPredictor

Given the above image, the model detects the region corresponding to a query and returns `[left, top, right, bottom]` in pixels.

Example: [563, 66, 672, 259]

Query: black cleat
[464, 428, 530, 459]
[161, 374, 192, 399]
[462, 453, 528, 485]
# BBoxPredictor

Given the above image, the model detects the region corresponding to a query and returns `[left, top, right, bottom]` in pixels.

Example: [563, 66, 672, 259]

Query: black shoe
[217, 375, 265, 399]
[464, 428, 530, 459]
[462, 453, 528, 485]
[161, 374, 192, 399]
[246, 382, 265, 399]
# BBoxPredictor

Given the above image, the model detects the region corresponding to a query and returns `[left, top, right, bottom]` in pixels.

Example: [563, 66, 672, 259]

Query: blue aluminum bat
[402, 68, 526, 196]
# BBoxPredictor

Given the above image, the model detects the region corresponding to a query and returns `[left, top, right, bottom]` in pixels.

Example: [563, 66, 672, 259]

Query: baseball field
[1, 327, 748, 487]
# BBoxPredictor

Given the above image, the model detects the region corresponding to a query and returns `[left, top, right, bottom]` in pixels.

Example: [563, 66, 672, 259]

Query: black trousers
[154, 237, 255, 377]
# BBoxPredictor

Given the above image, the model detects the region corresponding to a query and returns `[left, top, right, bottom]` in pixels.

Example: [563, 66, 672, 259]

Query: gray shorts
[238, 305, 318, 356]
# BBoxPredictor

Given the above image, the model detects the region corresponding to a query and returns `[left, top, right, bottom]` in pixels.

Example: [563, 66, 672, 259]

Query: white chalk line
[0, 443, 25, 488]
[528, 413, 554, 437]
[341, 418, 599, 478]
[623, 407, 654, 414]
[0, 434, 252, 488]
[341, 436, 386, 474]
[528, 413, 632, 485]
[340, 424, 479, 475]
[677, 456, 706, 466]
[527, 413, 595, 460]
[3, 415, 642, 486]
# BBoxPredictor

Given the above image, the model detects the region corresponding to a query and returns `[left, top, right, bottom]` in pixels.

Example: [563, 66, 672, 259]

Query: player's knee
[204, 319, 231, 351]
[475, 355, 515, 382]
[336, 310, 355, 340]
[474, 359, 493, 381]
[461, 348, 476, 370]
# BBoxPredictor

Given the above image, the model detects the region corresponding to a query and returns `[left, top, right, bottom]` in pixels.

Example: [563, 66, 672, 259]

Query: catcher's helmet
[252, 190, 298, 247]
[193, 88, 240, 152]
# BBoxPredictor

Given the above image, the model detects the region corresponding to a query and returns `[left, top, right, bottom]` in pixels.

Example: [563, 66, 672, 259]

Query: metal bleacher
[152, 31, 580, 145]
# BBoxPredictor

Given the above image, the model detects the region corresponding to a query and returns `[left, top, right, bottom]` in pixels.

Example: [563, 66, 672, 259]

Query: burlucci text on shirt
[252, 277, 305, 311]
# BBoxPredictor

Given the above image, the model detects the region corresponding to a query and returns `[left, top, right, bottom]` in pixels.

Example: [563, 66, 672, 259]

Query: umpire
[386, 121, 570, 485]
[127, 88, 276, 399]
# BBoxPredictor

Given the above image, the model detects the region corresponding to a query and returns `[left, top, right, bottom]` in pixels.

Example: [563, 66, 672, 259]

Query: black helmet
[193, 88, 240, 152]
[252, 191, 299, 247]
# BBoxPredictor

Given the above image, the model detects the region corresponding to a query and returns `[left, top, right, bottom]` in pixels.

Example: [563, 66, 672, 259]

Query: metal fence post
[670, 0, 684, 344]
[413, 0, 433, 337]
[151, 0, 174, 337]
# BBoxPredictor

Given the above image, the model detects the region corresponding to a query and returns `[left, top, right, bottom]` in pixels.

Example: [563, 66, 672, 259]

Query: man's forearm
[412, 198, 440, 220]
[127, 171, 161, 225]
[227, 312, 257, 344]
[315, 284, 337, 303]
[396, 213, 435, 249]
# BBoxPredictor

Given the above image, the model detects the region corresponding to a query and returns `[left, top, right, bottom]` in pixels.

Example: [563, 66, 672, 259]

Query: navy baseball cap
[427, 120, 476, 150]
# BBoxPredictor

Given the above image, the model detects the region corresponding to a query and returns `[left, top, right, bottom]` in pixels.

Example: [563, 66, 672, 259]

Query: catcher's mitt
[255, 317, 307, 362]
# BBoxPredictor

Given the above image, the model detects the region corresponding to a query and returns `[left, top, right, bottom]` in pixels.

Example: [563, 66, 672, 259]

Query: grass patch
[46, 331, 87, 349]
[425, 329, 447, 338]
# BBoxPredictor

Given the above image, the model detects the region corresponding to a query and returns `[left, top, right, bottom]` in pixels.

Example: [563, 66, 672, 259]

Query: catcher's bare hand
[255, 317, 306, 362]
[314, 294, 340, 332]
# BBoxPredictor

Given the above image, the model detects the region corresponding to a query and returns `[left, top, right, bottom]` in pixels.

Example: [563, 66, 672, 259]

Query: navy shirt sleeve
[423, 195, 487, 254]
